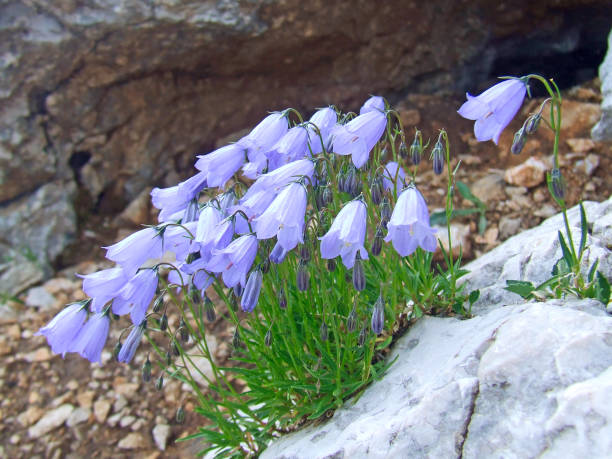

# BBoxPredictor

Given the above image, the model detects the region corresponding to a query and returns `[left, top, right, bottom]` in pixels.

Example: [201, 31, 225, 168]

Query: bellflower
[254, 182, 307, 251]
[241, 269, 263, 313]
[151, 171, 208, 222]
[164, 221, 199, 262]
[104, 227, 164, 277]
[457, 78, 527, 145]
[206, 234, 258, 288]
[35, 301, 89, 357]
[195, 144, 245, 189]
[179, 258, 216, 291]
[359, 95, 385, 115]
[307, 107, 337, 154]
[331, 110, 387, 168]
[269, 241, 288, 264]
[238, 112, 289, 178]
[235, 189, 276, 223]
[112, 268, 159, 325]
[319, 200, 368, 268]
[196, 210, 234, 262]
[70, 312, 111, 364]
[244, 158, 315, 199]
[117, 320, 146, 363]
[78, 267, 127, 312]
[382, 161, 407, 192]
[384, 186, 437, 256]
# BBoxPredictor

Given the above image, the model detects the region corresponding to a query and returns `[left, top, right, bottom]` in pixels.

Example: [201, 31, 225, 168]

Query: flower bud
[179, 318, 189, 343]
[264, 329, 272, 347]
[183, 199, 199, 223]
[189, 285, 200, 304]
[327, 259, 336, 272]
[261, 257, 270, 274]
[155, 375, 164, 391]
[380, 198, 391, 228]
[159, 313, 168, 331]
[204, 295, 216, 323]
[511, 127, 527, 155]
[322, 187, 333, 206]
[371, 294, 385, 335]
[431, 140, 444, 175]
[269, 242, 288, 264]
[352, 253, 366, 291]
[171, 341, 180, 357]
[165, 351, 172, 366]
[348, 171, 362, 198]
[152, 295, 164, 313]
[550, 168, 566, 200]
[371, 225, 384, 256]
[113, 341, 122, 361]
[399, 140, 409, 160]
[410, 135, 422, 165]
[338, 170, 348, 193]
[347, 302, 358, 332]
[300, 237, 311, 263]
[176, 406, 185, 424]
[233, 283, 243, 298]
[278, 286, 287, 309]
[232, 328, 243, 348]
[297, 261, 310, 291]
[525, 113, 542, 135]
[358, 326, 368, 347]
[241, 269, 263, 313]
[142, 355, 152, 383]
[320, 321, 329, 341]
[370, 175, 383, 205]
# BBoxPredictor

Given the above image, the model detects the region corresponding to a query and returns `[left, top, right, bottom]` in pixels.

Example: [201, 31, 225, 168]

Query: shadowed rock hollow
[0, 0, 610, 293]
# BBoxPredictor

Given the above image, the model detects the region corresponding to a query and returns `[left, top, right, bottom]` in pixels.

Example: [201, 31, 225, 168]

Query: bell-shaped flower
[78, 267, 127, 312]
[178, 258, 216, 291]
[267, 125, 310, 170]
[319, 200, 368, 268]
[104, 227, 164, 277]
[307, 107, 337, 154]
[112, 268, 159, 325]
[196, 208, 234, 262]
[382, 161, 406, 192]
[243, 158, 314, 200]
[384, 186, 437, 256]
[163, 221, 199, 262]
[269, 241, 288, 264]
[241, 269, 263, 313]
[35, 301, 89, 357]
[235, 189, 276, 223]
[331, 110, 387, 168]
[457, 78, 527, 145]
[70, 312, 111, 363]
[254, 182, 307, 251]
[359, 95, 385, 115]
[206, 234, 258, 288]
[117, 320, 146, 363]
[238, 112, 289, 178]
[195, 144, 246, 189]
[151, 171, 208, 222]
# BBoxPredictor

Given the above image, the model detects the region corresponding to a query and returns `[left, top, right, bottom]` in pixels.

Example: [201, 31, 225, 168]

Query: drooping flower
[35, 300, 89, 357]
[269, 241, 288, 264]
[194, 144, 246, 189]
[254, 182, 307, 251]
[382, 161, 406, 192]
[117, 320, 146, 363]
[163, 221, 199, 262]
[241, 269, 263, 313]
[457, 78, 527, 145]
[307, 107, 337, 154]
[243, 158, 314, 199]
[104, 227, 164, 277]
[238, 112, 289, 179]
[331, 109, 387, 168]
[112, 268, 159, 325]
[78, 267, 127, 312]
[384, 185, 437, 256]
[359, 95, 385, 115]
[206, 234, 258, 288]
[371, 294, 385, 335]
[71, 312, 111, 363]
[267, 125, 310, 169]
[151, 171, 208, 222]
[319, 200, 368, 268]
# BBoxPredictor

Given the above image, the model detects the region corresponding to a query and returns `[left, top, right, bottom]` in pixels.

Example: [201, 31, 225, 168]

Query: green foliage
[430, 181, 487, 235]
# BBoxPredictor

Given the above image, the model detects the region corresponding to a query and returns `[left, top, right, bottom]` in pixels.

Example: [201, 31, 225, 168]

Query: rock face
[261, 200, 612, 459]
[0, 0, 610, 293]
[592, 28, 612, 141]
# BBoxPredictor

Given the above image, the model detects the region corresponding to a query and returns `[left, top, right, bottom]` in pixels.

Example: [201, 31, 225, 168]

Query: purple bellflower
[244, 158, 315, 199]
[195, 144, 245, 189]
[71, 312, 111, 364]
[234, 189, 276, 224]
[151, 171, 207, 222]
[104, 227, 164, 277]
[254, 182, 307, 252]
[78, 267, 127, 312]
[307, 107, 337, 155]
[382, 161, 407, 192]
[268, 125, 309, 168]
[269, 241, 288, 264]
[241, 269, 263, 313]
[359, 95, 385, 115]
[331, 109, 387, 168]
[35, 301, 89, 357]
[457, 78, 527, 145]
[319, 200, 368, 268]
[384, 185, 437, 256]
[179, 258, 216, 291]
[238, 112, 289, 179]
[117, 320, 146, 363]
[163, 221, 199, 262]
[206, 234, 258, 288]
[112, 268, 159, 325]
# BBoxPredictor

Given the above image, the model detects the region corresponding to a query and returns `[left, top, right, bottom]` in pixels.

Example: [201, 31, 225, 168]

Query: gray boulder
[592, 28, 612, 141]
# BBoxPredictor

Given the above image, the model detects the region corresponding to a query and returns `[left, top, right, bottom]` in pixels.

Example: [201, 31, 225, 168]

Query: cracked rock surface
[262, 201, 612, 459]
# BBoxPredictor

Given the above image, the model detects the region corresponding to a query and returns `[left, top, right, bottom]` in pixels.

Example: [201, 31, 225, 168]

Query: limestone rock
[27, 404, 74, 438]
[93, 399, 111, 423]
[118, 432, 146, 450]
[24, 286, 56, 309]
[152, 424, 171, 451]
[592, 29, 612, 141]
[504, 157, 547, 188]
[66, 407, 91, 427]
[469, 173, 505, 204]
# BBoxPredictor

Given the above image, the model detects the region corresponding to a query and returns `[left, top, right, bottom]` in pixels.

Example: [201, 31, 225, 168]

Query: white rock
[152, 424, 171, 451]
[592, 29, 612, 141]
[66, 407, 91, 427]
[27, 404, 74, 438]
[24, 286, 56, 309]
[118, 432, 146, 450]
[93, 399, 111, 423]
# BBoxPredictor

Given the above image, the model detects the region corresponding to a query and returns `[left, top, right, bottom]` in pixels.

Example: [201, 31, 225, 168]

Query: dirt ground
[1, 79, 610, 458]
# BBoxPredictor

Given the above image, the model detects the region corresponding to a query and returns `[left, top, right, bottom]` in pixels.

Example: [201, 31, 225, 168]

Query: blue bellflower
[307, 107, 337, 154]
[35, 302, 88, 357]
[71, 312, 111, 364]
[457, 78, 527, 145]
[254, 182, 307, 252]
[206, 234, 258, 288]
[384, 186, 437, 256]
[239, 112, 289, 179]
[319, 200, 368, 268]
[268, 125, 310, 169]
[382, 161, 407, 192]
[243, 158, 315, 199]
[151, 171, 207, 222]
[117, 320, 146, 363]
[104, 227, 164, 277]
[331, 110, 387, 168]
[113, 268, 159, 325]
[359, 95, 385, 115]
[78, 267, 127, 312]
[195, 144, 245, 189]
